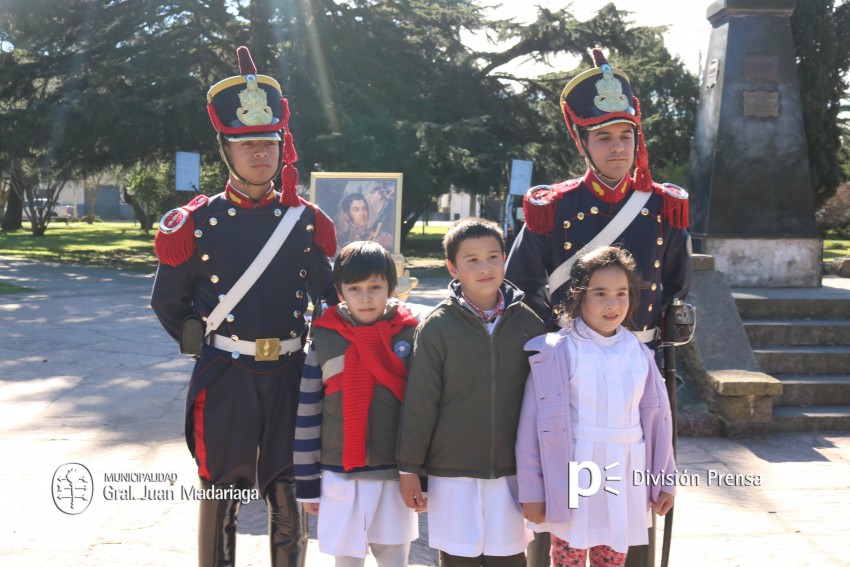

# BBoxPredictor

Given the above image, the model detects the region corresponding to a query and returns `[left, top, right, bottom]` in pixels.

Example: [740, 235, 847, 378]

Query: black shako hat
[560, 54, 636, 133]
[205, 46, 301, 205]
[207, 47, 284, 141]
[560, 48, 652, 191]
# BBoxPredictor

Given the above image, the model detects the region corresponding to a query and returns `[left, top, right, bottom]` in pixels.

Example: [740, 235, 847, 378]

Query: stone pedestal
[704, 237, 822, 286]
[687, 0, 821, 287]
[678, 254, 783, 437]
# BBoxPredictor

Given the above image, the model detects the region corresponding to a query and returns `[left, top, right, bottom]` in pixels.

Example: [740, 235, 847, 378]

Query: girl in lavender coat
[515, 246, 676, 567]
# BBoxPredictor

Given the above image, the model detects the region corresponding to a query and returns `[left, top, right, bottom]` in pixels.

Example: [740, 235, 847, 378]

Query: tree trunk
[85, 187, 99, 224]
[1, 187, 23, 231]
[123, 187, 154, 233]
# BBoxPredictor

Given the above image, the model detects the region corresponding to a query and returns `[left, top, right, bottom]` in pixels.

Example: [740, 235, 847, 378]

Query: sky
[470, 0, 714, 76]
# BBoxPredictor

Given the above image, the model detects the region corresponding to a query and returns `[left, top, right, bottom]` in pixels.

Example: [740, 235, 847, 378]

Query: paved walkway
[1, 257, 848, 566]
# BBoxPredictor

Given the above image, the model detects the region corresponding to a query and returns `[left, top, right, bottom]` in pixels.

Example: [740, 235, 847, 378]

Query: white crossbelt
[547, 189, 652, 301]
[205, 204, 306, 337]
[207, 333, 303, 357]
[632, 327, 660, 343]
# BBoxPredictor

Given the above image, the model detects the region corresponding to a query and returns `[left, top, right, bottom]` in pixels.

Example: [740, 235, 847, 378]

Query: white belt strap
[547, 189, 652, 300]
[207, 334, 303, 357]
[632, 327, 659, 344]
[573, 423, 643, 444]
[205, 205, 306, 336]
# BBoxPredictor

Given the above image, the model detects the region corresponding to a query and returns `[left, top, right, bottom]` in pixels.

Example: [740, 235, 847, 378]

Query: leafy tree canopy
[791, 0, 850, 208]
[1, 0, 707, 238]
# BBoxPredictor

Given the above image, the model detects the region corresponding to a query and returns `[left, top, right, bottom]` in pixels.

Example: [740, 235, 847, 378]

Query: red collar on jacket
[224, 182, 277, 209]
[583, 169, 631, 205]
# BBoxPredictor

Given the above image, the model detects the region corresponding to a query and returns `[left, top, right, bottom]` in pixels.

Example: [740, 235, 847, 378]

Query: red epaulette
[522, 179, 581, 235]
[153, 194, 210, 266]
[300, 197, 337, 258]
[654, 182, 689, 229]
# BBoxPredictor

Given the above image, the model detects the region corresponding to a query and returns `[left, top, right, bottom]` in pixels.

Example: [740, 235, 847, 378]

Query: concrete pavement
[1, 256, 849, 566]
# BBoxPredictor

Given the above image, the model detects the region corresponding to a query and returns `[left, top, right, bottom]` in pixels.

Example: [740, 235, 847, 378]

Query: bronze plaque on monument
[742, 55, 779, 82]
[743, 91, 780, 118]
[706, 58, 720, 88]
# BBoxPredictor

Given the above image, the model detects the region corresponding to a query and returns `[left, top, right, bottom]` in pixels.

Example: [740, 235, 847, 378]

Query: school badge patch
[393, 340, 412, 359]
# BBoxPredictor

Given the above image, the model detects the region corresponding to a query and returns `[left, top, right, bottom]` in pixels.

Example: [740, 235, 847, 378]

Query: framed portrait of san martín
[309, 172, 403, 259]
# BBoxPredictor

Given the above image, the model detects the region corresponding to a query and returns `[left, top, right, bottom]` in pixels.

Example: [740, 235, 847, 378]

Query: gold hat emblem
[593, 65, 629, 113]
[237, 75, 273, 126]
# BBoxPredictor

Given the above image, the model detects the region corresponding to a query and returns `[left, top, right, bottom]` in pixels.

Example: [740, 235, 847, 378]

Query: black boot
[265, 477, 308, 567]
[197, 481, 242, 567]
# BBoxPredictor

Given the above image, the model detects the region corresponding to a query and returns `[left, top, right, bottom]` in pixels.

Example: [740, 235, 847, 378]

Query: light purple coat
[515, 329, 677, 523]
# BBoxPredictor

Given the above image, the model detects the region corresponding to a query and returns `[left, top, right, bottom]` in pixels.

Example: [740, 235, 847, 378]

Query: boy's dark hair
[442, 217, 505, 264]
[333, 241, 398, 294]
[559, 245, 647, 330]
[339, 193, 368, 219]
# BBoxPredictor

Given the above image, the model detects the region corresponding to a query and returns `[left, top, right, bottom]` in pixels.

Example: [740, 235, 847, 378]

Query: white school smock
[427, 475, 531, 556]
[531, 319, 650, 553]
[317, 472, 418, 558]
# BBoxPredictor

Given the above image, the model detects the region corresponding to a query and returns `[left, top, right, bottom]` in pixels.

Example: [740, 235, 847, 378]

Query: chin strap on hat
[216, 133, 284, 189]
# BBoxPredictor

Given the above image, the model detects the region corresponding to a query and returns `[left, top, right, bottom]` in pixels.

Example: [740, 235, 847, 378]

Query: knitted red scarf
[314, 304, 418, 471]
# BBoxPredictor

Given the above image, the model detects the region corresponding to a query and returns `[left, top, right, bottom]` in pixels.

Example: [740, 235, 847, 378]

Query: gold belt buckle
[255, 338, 280, 361]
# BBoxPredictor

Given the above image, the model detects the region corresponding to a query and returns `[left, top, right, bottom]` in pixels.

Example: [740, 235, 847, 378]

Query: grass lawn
[0, 220, 452, 276]
[406, 223, 449, 240]
[3, 220, 843, 277]
[824, 239, 850, 260]
[404, 222, 450, 278]
[0, 282, 34, 294]
[0, 221, 157, 272]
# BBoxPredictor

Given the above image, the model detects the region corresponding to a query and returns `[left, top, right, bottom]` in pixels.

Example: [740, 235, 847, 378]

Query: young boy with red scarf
[294, 241, 421, 566]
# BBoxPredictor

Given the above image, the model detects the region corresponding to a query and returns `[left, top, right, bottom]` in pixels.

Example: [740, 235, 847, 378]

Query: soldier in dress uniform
[504, 48, 692, 567]
[150, 46, 338, 567]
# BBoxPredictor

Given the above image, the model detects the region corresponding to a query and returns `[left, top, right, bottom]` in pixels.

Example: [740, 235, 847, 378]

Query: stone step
[754, 346, 850, 374]
[772, 406, 850, 432]
[772, 375, 850, 406]
[734, 297, 850, 320]
[744, 319, 850, 346]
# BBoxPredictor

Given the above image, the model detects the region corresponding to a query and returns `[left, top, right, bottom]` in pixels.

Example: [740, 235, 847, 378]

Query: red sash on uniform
[315, 305, 418, 470]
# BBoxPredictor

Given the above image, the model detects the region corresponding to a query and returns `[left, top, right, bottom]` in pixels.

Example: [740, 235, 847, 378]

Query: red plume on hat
[237, 45, 256, 74]
[591, 47, 607, 67]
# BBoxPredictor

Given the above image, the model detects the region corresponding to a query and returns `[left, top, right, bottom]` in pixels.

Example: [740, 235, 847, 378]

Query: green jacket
[396, 280, 545, 478]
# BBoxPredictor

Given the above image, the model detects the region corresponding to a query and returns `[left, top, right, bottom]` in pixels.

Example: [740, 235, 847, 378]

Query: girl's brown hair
[558, 245, 648, 330]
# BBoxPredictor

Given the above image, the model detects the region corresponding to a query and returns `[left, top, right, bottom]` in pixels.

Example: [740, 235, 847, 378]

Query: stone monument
[687, 0, 821, 287]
